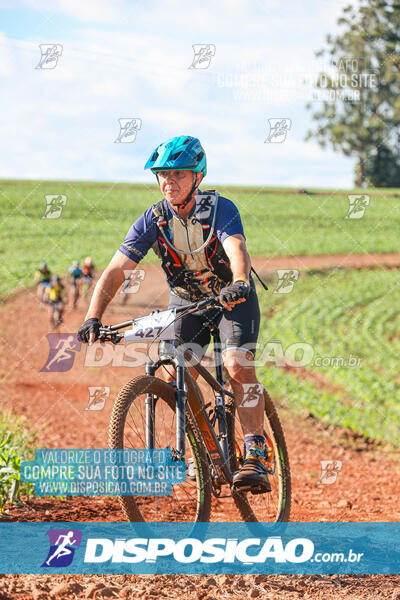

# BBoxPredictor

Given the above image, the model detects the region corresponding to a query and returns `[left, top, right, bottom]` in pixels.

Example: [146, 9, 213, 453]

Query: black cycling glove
[78, 317, 102, 343]
[219, 280, 250, 305]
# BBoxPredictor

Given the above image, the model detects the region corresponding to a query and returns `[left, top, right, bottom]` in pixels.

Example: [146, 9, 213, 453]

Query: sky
[0, 0, 360, 189]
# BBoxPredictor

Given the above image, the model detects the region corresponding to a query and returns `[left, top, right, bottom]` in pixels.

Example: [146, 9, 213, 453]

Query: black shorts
[168, 280, 260, 360]
[50, 300, 63, 308]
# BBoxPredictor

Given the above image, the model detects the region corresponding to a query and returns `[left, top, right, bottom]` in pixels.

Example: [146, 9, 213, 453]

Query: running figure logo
[85, 386, 110, 411]
[42, 195, 67, 219]
[265, 118, 291, 143]
[41, 334, 82, 372]
[318, 460, 343, 485]
[36, 44, 63, 69]
[239, 383, 264, 408]
[274, 269, 299, 294]
[42, 529, 82, 567]
[345, 195, 370, 219]
[188, 44, 216, 69]
[114, 118, 142, 143]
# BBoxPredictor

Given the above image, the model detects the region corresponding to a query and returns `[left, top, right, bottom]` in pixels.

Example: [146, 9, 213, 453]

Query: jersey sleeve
[118, 206, 158, 263]
[215, 196, 245, 244]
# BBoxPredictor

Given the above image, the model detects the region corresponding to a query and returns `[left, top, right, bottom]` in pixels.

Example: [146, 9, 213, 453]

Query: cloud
[22, 0, 126, 23]
[0, 0, 358, 188]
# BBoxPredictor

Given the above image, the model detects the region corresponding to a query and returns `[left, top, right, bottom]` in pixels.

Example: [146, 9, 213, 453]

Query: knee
[224, 351, 256, 383]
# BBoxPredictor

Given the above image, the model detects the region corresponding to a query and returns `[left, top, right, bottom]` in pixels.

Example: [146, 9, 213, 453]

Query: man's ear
[196, 172, 204, 187]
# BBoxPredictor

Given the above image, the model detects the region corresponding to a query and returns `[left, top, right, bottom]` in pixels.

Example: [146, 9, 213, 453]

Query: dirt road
[1, 256, 400, 598]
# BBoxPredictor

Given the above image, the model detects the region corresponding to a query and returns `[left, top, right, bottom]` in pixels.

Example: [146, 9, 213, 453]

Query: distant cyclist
[81, 256, 95, 297]
[68, 260, 83, 309]
[45, 274, 65, 329]
[34, 262, 52, 306]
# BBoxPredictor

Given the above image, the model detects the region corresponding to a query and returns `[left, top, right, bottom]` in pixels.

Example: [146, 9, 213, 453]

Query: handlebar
[174, 296, 221, 314]
[98, 296, 222, 343]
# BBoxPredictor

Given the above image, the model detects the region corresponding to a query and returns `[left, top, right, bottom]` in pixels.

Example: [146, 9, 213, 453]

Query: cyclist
[68, 260, 83, 309]
[81, 256, 95, 296]
[44, 274, 65, 329]
[34, 261, 52, 306]
[78, 135, 270, 493]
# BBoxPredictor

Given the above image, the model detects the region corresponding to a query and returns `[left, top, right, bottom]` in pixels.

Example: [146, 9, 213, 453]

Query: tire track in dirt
[1, 257, 400, 599]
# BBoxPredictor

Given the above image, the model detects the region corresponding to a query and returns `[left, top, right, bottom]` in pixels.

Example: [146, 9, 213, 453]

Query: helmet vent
[170, 151, 183, 160]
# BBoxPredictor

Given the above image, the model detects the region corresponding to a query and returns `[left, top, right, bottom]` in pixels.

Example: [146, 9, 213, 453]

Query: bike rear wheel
[108, 375, 212, 523]
[226, 386, 291, 522]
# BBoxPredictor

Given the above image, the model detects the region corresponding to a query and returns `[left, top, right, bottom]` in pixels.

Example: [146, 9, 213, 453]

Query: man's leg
[222, 348, 264, 436]
[223, 349, 271, 492]
[218, 284, 271, 492]
[162, 294, 218, 384]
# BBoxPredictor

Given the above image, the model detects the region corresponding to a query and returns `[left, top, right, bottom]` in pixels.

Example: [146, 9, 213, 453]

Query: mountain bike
[99, 296, 291, 524]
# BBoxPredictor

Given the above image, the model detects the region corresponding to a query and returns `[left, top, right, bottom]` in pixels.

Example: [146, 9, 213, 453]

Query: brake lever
[109, 333, 123, 345]
[98, 328, 123, 345]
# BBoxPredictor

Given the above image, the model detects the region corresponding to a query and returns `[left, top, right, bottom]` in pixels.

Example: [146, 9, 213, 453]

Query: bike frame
[100, 297, 239, 488]
[144, 326, 236, 487]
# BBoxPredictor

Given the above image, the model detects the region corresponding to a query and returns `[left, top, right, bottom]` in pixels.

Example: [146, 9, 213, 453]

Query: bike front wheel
[108, 375, 212, 523]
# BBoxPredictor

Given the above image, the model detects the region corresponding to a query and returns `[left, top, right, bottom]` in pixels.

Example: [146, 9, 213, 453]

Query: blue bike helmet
[144, 135, 207, 176]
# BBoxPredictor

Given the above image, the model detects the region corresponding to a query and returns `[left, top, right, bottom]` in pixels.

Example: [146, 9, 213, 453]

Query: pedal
[231, 483, 252, 494]
[231, 481, 271, 495]
[250, 483, 271, 495]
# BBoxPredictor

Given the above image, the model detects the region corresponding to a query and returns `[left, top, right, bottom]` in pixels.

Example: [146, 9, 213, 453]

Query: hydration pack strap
[251, 266, 269, 291]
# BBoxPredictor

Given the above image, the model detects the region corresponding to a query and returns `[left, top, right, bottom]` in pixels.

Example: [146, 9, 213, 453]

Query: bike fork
[145, 363, 156, 449]
[213, 334, 230, 466]
[144, 359, 186, 459]
[175, 363, 186, 460]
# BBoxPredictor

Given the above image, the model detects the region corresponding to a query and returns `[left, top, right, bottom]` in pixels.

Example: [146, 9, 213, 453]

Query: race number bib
[124, 308, 176, 342]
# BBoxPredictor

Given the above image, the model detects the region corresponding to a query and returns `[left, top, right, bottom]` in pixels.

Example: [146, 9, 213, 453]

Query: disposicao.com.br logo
[3, 522, 395, 574]
[83, 536, 362, 565]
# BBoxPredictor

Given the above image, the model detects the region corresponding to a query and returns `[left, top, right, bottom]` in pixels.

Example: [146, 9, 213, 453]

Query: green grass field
[1, 178, 399, 445]
[1, 179, 400, 297]
[257, 268, 400, 445]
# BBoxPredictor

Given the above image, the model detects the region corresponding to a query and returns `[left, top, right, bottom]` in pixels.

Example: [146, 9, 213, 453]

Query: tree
[306, 0, 400, 187]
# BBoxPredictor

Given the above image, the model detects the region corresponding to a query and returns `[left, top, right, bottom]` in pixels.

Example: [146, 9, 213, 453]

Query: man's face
[157, 170, 201, 205]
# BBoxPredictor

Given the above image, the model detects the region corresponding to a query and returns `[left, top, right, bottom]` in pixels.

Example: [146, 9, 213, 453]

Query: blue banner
[0, 522, 399, 574]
